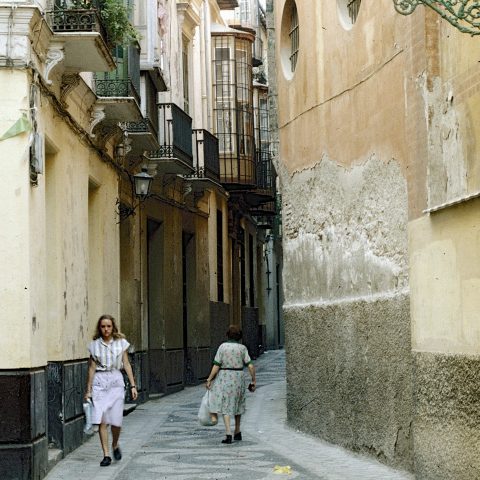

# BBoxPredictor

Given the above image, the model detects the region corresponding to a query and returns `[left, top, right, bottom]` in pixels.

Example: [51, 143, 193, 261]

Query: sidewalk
[45, 350, 414, 480]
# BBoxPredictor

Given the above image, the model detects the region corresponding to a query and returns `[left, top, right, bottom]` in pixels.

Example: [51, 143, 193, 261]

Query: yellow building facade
[0, 0, 281, 478]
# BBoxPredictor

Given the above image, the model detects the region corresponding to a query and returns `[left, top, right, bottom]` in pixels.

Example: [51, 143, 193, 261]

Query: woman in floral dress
[206, 325, 256, 444]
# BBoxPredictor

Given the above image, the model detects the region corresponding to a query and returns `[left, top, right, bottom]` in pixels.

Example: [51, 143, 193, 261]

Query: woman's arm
[206, 364, 220, 389]
[84, 356, 96, 401]
[122, 350, 138, 401]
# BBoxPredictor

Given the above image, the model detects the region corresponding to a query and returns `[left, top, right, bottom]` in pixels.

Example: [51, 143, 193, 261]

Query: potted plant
[98, 0, 140, 45]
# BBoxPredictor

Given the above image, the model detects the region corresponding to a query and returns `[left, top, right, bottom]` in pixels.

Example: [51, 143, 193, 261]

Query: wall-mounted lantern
[133, 167, 153, 200]
[118, 167, 154, 222]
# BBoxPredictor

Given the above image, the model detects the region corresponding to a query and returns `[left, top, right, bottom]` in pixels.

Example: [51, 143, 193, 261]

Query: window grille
[289, 3, 299, 73]
[212, 34, 255, 185]
[347, 0, 361, 24]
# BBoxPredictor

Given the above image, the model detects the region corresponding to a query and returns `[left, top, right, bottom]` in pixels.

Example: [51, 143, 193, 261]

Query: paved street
[45, 350, 413, 480]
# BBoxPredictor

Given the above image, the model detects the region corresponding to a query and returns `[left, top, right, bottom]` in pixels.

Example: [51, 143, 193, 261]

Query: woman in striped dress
[84, 314, 137, 467]
[206, 325, 256, 444]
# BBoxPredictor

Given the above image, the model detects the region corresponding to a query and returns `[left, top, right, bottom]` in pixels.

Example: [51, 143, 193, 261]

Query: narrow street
[45, 351, 413, 480]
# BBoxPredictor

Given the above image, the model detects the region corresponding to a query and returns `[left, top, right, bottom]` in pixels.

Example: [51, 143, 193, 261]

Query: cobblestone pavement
[45, 350, 414, 480]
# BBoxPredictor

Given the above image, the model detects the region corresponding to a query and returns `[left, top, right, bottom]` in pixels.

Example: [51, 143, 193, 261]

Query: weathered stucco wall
[413, 351, 480, 480]
[282, 156, 408, 304]
[281, 155, 412, 469]
[286, 293, 413, 470]
[274, 0, 413, 470]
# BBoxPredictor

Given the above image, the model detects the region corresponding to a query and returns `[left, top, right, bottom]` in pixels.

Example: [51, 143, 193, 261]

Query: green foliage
[99, 0, 140, 46]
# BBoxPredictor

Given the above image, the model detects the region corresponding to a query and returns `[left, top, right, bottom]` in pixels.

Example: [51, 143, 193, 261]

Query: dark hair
[93, 314, 125, 340]
[226, 324, 242, 341]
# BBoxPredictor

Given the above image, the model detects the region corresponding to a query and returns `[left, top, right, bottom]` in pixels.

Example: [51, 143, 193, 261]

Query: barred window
[347, 0, 361, 24]
[289, 3, 299, 73]
[338, 0, 361, 30]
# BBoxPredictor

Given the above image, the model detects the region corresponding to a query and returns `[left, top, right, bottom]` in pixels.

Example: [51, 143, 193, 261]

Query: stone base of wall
[47, 361, 88, 455]
[126, 351, 148, 403]
[149, 348, 184, 394]
[185, 347, 212, 385]
[0, 369, 48, 480]
[413, 351, 480, 480]
[285, 292, 413, 471]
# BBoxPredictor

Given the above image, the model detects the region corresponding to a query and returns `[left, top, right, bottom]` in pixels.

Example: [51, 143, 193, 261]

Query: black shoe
[234, 432, 242, 441]
[100, 456, 112, 467]
[113, 446, 122, 461]
[221, 435, 232, 444]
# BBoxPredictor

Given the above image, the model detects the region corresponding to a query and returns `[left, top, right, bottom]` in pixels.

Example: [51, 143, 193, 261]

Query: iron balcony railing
[256, 150, 275, 196]
[124, 117, 158, 139]
[193, 129, 220, 181]
[47, 1, 108, 40]
[149, 103, 193, 165]
[94, 77, 140, 105]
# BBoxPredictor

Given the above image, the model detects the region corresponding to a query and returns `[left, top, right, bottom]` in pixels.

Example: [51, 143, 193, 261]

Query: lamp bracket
[394, 0, 480, 35]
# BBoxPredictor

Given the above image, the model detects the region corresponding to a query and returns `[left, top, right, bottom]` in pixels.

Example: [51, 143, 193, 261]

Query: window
[289, 3, 299, 73]
[348, 0, 361, 23]
[337, 0, 361, 30]
[280, 0, 299, 80]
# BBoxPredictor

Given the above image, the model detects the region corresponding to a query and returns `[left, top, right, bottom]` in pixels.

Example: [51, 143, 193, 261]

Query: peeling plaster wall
[281, 153, 413, 469]
[273, 1, 413, 467]
[283, 155, 408, 306]
[422, 77, 468, 208]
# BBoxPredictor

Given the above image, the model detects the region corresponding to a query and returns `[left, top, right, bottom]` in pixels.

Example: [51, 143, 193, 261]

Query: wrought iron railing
[148, 103, 193, 165]
[125, 117, 158, 139]
[46, 1, 108, 40]
[193, 129, 220, 181]
[256, 150, 275, 194]
[94, 78, 140, 105]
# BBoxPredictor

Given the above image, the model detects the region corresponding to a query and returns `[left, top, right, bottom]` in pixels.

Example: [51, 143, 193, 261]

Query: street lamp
[393, 1, 480, 35]
[133, 167, 153, 200]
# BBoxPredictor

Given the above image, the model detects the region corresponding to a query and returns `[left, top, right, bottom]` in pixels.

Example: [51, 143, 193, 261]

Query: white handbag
[83, 399, 95, 435]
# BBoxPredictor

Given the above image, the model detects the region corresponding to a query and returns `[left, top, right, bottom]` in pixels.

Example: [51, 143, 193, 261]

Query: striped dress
[88, 337, 130, 427]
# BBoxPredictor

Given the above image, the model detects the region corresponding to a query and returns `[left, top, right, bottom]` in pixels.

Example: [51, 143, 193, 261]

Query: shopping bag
[198, 391, 217, 426]
[83, 399, 95, 435]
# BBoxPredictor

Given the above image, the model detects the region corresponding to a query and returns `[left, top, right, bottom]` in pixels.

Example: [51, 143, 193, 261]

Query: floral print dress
[209, 341, 252, 415]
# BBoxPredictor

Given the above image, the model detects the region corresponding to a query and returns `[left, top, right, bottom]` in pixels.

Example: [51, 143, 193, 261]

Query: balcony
[244, 150, 275, 206]
[144, 103, 194, 175]
[182, 129, 223, 193]
[124, 117, 159, 156]
[46, 1, 115, 73]
[193, 129, 220, 181]
[93, 44, 142, 127]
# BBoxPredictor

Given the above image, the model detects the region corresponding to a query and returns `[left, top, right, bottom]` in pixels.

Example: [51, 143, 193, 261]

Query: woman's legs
[111, 425, 121, 449]
[222, 414, 232, 435]
[98, 423, 109, 456]
[234, 415, 241, 434]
